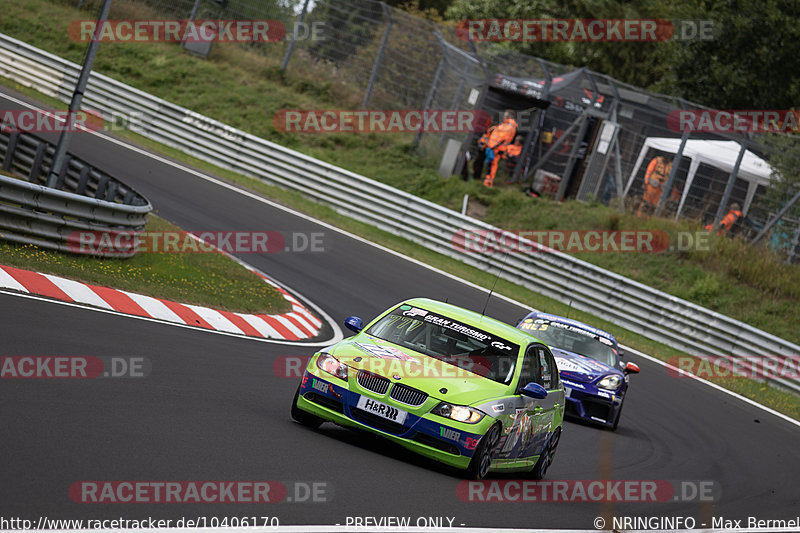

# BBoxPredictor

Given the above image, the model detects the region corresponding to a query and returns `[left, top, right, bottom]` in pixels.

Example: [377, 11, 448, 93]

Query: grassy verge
[0, 212, 290, 315]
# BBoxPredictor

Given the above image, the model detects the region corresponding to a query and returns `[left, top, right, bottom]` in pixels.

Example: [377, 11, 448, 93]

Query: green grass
[0, 1, 798, 419]
[0, 213, 290, 314]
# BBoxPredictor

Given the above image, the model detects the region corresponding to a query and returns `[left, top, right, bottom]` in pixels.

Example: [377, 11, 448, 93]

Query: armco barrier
[0, 33, 797, 392]
[0, 129, 151, 257]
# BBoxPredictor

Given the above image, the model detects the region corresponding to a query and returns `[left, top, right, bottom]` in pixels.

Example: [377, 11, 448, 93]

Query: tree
[444, 0, 672, 89]
[443, 0, 800, 110]
[652, 0, 800, 109]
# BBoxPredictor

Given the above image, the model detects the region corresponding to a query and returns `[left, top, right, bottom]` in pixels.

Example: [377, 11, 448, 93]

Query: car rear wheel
[291, 385, 324, 429]
[466, 423, 501, 480]
[530, 427, 561, 480]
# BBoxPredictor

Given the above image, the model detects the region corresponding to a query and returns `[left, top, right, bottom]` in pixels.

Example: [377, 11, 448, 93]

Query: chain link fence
[61, 0, 800, 263]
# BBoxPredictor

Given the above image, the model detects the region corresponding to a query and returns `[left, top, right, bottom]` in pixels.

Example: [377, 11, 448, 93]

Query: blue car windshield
[366, 305, 519, 385]
[520, 320, 617, 367]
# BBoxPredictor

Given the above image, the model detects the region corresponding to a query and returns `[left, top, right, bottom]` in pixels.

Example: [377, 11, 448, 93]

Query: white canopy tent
[624, 137, 775, 217]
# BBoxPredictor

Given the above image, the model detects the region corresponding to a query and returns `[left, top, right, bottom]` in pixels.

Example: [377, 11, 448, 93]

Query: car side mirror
[625, 362, 640, 374]
[344, 316, 363, 333]
[520, 382, 548, 399]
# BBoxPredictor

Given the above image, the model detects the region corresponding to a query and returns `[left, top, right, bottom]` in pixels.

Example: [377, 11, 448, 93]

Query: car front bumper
[563, 382, 623, 427]
[295, 369, 491, 470]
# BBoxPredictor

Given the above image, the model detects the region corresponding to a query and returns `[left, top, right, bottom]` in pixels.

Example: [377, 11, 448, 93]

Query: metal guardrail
[0, 33, 797, 392]
[0, 128, 151, 257]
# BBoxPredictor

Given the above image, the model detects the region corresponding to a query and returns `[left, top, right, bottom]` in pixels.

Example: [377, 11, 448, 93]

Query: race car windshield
[366, 306, 519, 385]
[523, 321, 617, 367]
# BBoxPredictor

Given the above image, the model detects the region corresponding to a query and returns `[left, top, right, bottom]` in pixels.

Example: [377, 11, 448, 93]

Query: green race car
[291, 298, 565, 479]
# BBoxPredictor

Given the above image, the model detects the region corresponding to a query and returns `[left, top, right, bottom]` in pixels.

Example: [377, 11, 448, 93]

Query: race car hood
[329, 338, 509, 406]
[551, 347, 618, 383]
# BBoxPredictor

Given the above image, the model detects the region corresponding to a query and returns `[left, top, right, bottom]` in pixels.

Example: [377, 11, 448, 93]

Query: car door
[536, 344, 563, 442]
[499, 343, 559, 461]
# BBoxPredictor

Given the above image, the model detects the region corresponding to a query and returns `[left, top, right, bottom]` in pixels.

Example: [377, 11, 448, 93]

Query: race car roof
[521, 311, 617, 346]
[399, 298, 537, 347]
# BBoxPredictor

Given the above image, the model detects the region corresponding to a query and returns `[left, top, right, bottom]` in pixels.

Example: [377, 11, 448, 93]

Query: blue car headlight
[597, 374, 622, 391]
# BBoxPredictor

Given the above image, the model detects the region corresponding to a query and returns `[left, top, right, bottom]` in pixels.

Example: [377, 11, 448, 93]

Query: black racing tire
[291, 385, 324, 429]
[530, 427, 561, 480]
[611, 400, 624, 431]
[466, 423, 502, 480]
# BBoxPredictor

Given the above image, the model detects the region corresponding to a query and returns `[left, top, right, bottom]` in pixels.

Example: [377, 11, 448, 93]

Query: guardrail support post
[3, 132, 18, 172]
[55, 156, 71, 189]
[30, 143, 48, 183]
[47, 0, 112, 189]
[76, 166, 91, 195]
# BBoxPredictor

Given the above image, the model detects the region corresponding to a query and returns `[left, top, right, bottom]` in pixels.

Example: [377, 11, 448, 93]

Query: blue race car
[516, 312, 639, 430]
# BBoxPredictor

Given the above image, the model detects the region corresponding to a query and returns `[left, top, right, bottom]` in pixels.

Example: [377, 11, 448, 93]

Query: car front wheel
[466, 423, 501, 480]
[291, 385, 324, 429]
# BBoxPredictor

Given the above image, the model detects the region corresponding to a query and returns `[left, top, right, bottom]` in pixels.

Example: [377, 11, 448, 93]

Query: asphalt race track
[1, 89, 799, 530]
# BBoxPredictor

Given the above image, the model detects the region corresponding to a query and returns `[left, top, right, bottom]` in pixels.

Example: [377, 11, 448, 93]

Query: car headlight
[597, 374, 622, 390]
[431, 402, 485, 424]
[316, 352, 348, 380]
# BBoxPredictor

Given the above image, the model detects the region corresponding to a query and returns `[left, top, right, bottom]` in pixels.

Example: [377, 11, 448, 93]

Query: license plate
[564, 387, 572, 398]
[356, 395, 408, 424]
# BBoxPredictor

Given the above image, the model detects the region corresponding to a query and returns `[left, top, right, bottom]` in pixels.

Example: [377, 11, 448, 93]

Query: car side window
[517, 345, 542, 393]
[538, 347, 560, 390]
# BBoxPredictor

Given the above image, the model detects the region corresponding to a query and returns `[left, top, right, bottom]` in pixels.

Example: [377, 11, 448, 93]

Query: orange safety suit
[638, 156, 678, 216]
[705, 209, 742, 235]
[483, 117, 518, 187]
[505, 142, 522, 157]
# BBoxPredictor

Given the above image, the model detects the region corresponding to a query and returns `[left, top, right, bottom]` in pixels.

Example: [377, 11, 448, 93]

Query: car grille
[357, 370, 390, 395]
[583, 399, 612, 422]
[389, 383, 428, 406]
[351, 408, 407, 435]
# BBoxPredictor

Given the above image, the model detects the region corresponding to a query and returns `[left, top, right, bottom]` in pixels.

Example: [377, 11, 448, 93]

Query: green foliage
[444, 0, 800, 110]
[653, 0, 800, 109]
